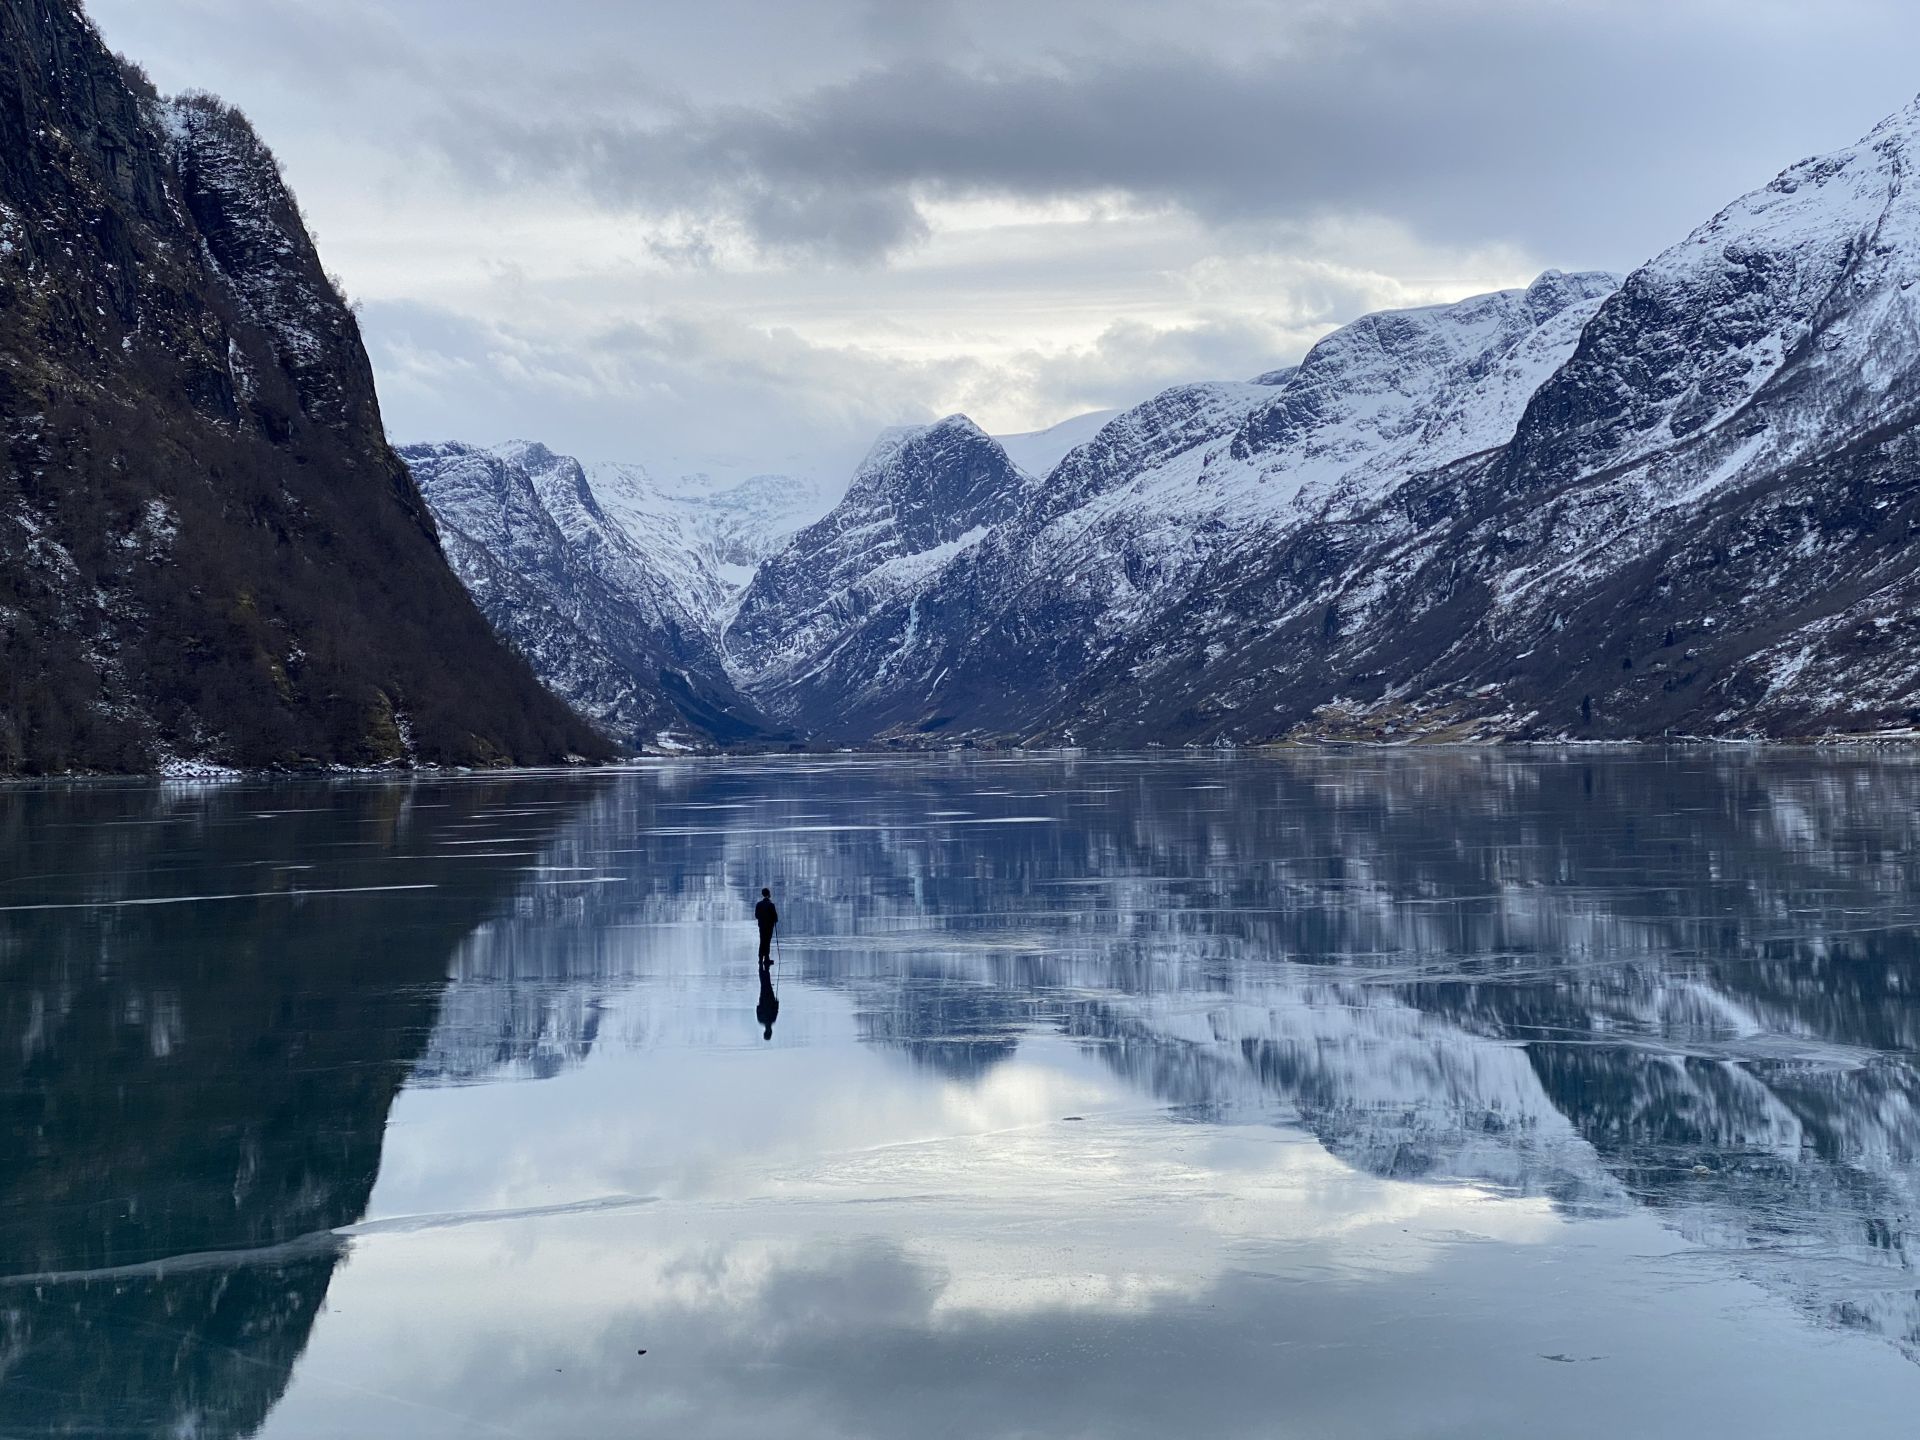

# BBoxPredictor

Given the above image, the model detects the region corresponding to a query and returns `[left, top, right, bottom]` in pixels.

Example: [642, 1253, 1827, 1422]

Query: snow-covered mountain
[994, 409, 1122, 479]
[724, 270, 1620, 739]
[419, 96, 1920, 750]
[588, 461, 839, 600]
[726, 415, 1031, 714]
[1197, 94, 1920, 746]
[714, 97, 1920, 746]
[403, 441, 797, 749]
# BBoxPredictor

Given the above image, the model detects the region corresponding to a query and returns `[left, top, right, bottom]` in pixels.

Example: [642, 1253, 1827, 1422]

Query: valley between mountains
[409, 96, 1920, 752]
[8, 0, 1920, 770]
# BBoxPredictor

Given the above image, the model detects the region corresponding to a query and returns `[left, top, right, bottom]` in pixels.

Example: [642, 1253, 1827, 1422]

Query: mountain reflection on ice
[418, 752, 1920, 1365]
[0, 775, 608, 1439]
[2, 753, 1918, 1439]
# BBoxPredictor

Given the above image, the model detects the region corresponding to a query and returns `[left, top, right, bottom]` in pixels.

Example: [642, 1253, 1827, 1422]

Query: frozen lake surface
[3, 751, 1919, 1437]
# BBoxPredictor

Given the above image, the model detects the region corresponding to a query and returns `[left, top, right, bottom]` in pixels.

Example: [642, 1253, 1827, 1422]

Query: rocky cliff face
[413, 96, 1920, 750]
[403, 441, 780, 749]
[1134, 99, 1920, 746]
[726, 414, 1031, 722]
[716, 272, 1619, 741]
[0, 0, 608, 772]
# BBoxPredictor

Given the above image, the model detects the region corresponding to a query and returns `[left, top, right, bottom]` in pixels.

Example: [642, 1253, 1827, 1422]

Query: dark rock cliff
[0, 0, 611, 771]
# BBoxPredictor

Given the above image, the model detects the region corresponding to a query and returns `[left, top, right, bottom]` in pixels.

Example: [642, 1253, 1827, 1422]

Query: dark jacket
[755, 898, 778, 932]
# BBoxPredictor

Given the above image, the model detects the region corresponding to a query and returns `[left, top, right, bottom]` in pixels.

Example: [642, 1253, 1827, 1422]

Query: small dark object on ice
[756, 889, 779, 962]
[1540, 1353, 1604, 1363]
[1062, 1115, 1085, 1122]
[637, 1349, 648, 1356]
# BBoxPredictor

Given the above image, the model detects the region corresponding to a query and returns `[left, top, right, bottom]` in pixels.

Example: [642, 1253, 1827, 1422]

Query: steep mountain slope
[0, 0, 606, 772]
[720, 99, 1920, 747]
[403, 442, 779, 749]
[1089, 98, 1920, 746]
[726, 414, 1030, 718]
[725, 272, 1618, 740]
[409, 98, 1920, 751]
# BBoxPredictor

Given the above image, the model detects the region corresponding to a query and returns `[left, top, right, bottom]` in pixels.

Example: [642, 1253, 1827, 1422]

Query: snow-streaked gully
[3, 750, 1917, 1438]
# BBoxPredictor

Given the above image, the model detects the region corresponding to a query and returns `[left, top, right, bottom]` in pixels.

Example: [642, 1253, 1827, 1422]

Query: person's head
[761, 888, 771, 898]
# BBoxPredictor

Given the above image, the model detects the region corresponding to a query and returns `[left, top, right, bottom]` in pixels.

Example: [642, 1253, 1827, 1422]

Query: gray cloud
[84, 0, 1920, 471]
[362, 291, 1349, 477]
[964, 314, 1324, 423]
[429, 0, 1920, 267]
[360, 299, 990, 475]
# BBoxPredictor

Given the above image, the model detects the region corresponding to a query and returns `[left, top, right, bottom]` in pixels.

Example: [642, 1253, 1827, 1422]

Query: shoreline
[7, 732, 1920, 786]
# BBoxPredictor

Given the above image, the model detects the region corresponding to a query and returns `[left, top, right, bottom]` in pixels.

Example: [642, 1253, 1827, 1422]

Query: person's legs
[758, 927, 772, 962]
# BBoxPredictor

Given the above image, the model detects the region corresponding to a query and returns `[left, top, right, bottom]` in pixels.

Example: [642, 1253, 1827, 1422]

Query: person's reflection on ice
[756, 961, 780, 1041]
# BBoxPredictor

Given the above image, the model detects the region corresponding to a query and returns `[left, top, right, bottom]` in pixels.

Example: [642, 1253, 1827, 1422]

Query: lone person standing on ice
[755, 888, 779, 964]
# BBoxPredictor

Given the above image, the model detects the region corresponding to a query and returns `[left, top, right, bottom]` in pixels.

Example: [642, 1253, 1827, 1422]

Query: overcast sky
[88, 0, 1920, 481]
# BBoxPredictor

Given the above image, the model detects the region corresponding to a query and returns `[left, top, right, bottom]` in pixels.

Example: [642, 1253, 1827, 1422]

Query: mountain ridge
[415, 97, 1920, 752]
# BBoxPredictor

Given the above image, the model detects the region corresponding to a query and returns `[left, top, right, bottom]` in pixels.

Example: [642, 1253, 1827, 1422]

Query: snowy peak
[1502, 102, 1920, 496]
[994, 409, 1123, 480]
[487, 440, 614, 554]
[837, 413, 1023, 548]
[1035, 381, 1280, 524]
[758, 412, 1023, 592]
[586, 460, 834, 574]
[496, 440, 585, 493]
[403, 440, 780, 750]
[724, 414, 1025, 698]
[402, 442, 561, 567]
[1232, 270, 1621, 474]
[1034, 272, 1618, 541]
[1517, 267, 1621, 322]
[678, 471, 840, 568]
